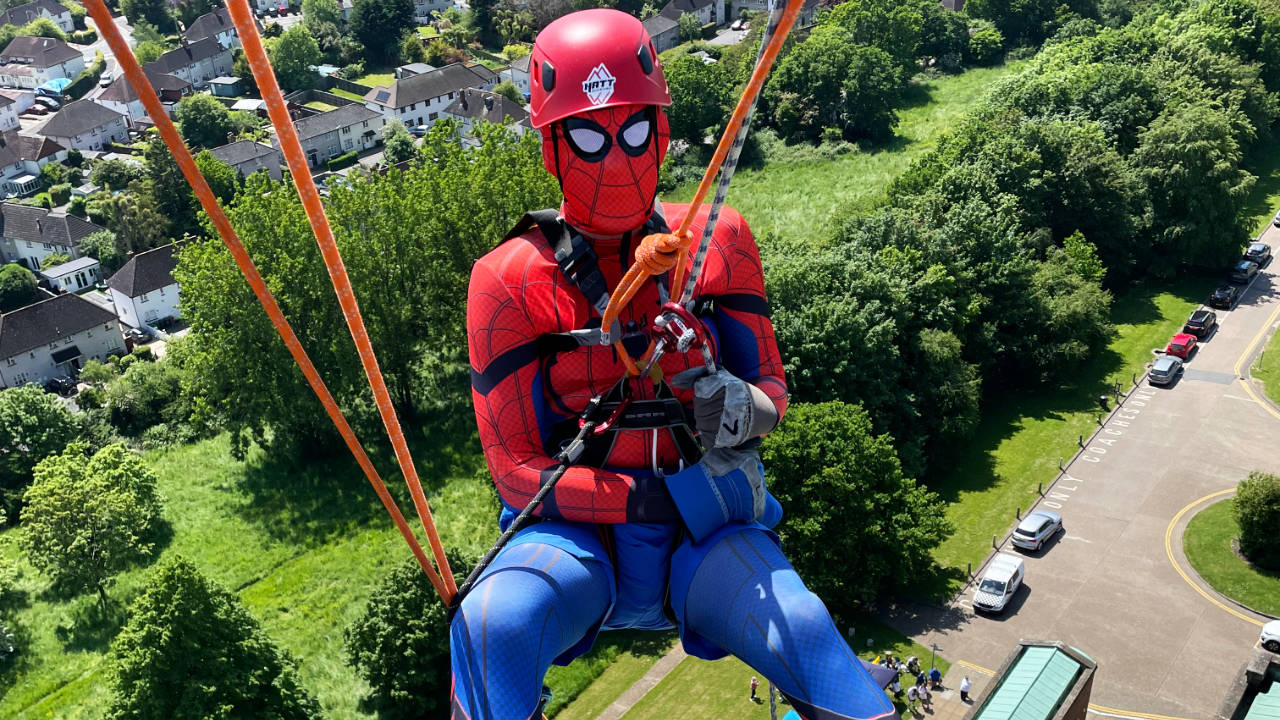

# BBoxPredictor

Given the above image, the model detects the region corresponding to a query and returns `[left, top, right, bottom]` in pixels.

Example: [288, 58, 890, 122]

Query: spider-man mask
[542, 103, 670, 237]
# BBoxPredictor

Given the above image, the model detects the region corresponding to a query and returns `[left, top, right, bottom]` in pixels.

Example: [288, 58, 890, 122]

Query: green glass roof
[1245, 683, 1280, 720]
[975, 646, 1084, 720]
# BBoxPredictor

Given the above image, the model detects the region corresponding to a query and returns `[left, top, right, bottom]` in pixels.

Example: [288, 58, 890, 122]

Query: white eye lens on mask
[569, 127, 607, 153]
[621, 120, 650, 149]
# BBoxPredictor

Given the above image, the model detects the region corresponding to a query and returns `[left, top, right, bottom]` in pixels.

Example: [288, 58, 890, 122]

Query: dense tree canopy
[0, 385, 78, 515]
[106, 558, 321, 719]
[664, 54, 733, 144]
[270, 25, 322, 91]
[1234, 472, 1280, 570]
[175, 94, 234, 149]
[0, 263, 37, 312]
[350, 0, 414, 65]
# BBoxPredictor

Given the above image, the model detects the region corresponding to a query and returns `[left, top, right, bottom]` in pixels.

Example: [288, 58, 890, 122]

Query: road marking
[1087, 705, 1197, 720]
[1223, 393, 1257, 402]
[1163, 489, 1264, 627]
[1061, 534, 1093, 543]
[955, 659, 994, 675]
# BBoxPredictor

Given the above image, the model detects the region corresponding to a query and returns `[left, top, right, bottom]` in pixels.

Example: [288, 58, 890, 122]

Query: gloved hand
[664, 447, 782, 542]
[671, 367, 779, 449]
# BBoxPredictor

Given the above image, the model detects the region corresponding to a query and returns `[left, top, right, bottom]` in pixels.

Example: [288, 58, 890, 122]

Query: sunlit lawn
[1183, 499, 1280, 617]
[353, 69, 395, 88]
[329, 87, 366, 101]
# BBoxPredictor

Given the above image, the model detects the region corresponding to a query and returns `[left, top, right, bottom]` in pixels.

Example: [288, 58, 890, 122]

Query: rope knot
[634, 232, 692, 276]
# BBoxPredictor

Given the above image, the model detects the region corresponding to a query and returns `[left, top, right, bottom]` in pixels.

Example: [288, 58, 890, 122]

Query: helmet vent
[541, 61, 556, 91]
[637, 45, 653, 74]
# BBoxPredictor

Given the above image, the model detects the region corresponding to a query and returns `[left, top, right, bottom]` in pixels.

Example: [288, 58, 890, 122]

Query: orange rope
[225, 0, 456, 600]
[600, 0, 806, 375]
[82, 0, 454, 602]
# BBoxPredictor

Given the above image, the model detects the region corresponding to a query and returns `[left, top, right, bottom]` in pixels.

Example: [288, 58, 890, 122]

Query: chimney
[460, 93, 467, 111]
[484, 95, 493, 112]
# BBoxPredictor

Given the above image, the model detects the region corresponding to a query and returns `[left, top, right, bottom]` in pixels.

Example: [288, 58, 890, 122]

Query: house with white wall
[411, 0, 454, 22]
[499, 54, 530, 97]
[0, 130, 65, 197]
[35, 99, 128, 151]
[442, 88, 528, 145]
[363, 62, 496, 129]
[0, 0, 75, 33]
[0, 202, 105, 269]
[143, 37, 233, 88]
[95, 70, 192, 127]
[0, 94, 18, 132]
[642, 14, 680, 53]
[106, 242, 183, 331]
[0, 293, 124, 387]
[0, 36, 85, 89]
[210, 139, 283, 180]
[183, 7, 250, 49]
[39, 255, 100, 292]
[280, 104, 383, 169]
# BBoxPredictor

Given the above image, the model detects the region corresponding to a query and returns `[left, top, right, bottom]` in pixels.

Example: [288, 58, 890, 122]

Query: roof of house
[98, 70, 191, 103]
[642, 13, 679, 35]
[183, 7, 241, 44]
[660, 0, 715, 20]
[39, 255, 98, 279]
[144, 37, 228, 75]
[398, 62, 436, 76]
[510, 54, 530, 72]
[108, 241, 183, 297]
[0, 292, 117, 360]
[0, 36, 81, 69]
[0, 129, 61, 166]
[975, 645, 1086, 720]
[210, 139, 278, 166]
[1244, 683, 1280, 720]
[0, 94, 13, 108]
[0, 203, 102, 248]
[37, 99, 125, 138]
[1, 0, 70, 27]
[292, 103, 380, 141]
[444, 88, 527, 125]
[364, 62, 497, 109]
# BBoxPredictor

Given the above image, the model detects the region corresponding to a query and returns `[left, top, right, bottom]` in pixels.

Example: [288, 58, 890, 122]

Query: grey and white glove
[670, 367, 779, 449]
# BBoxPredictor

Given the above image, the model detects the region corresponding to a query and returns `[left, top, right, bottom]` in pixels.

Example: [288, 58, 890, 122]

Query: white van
[973, 553, 1025, 614]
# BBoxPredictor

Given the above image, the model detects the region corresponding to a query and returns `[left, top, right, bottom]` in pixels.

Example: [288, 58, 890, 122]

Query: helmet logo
[582, 64, 616, 106]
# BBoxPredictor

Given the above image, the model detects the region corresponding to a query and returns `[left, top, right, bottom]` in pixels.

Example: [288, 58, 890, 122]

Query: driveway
[886, 230, 1280, 718]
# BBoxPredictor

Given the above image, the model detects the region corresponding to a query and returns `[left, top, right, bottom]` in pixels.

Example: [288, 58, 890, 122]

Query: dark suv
[1246, 242, 1272, 266]
[1209, 284, 1241, 309]
[45, 376, 77, 396]
[1183, 309, 1217, 339]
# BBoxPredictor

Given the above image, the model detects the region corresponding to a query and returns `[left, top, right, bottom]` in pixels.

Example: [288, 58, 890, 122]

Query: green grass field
[667, 63, 1022, 248]
[929, 276, 1212, 584]
[353, 70, 395, 88]
[306, 100, 338, 111]
[329, 87, 367, 101]
[1253, 327, 1280, 406]
[417, 25, 439, 39]
[1183, 499, 1280, 617]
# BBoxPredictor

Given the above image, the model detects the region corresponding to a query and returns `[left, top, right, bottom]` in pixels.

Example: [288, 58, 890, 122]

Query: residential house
[0, 130, 66, 197]
[143, 37, 233, 88]
[659, 0, 726, 28]
[0, 94, 17, 132]
[36, 99, 128, 150]
[442, 88, 528, 145]
[396, 62, 436, 80]
[107, 242, 184, 331]
[642, 14, 680, 53]
[411, 0, 454, 22]
[0, 88, 33, 115]
[0, 36, 85, 89]
[0, 202, 104, 269]
[733, 0, 819, 23]
[182, 7, 253, 49]
[0, 293, 124, 387]
[0, 0, 75, 33]
[941, 0, 965, 10]
[363, 61, 497, 129]
[210, 139, 283, 180]
[39, 255, 100, 292]
[95, 70, 192, 127]
[499, 54, 530, 96]
[279, 103, 383, 168]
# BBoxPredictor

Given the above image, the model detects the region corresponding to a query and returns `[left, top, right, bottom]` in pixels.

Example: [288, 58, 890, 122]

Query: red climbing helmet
[529, 8, 671, 129]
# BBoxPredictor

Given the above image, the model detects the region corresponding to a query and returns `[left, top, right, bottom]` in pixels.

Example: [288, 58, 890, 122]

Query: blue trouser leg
[450, 540, 613, 720]
[680, 529, 897, 720]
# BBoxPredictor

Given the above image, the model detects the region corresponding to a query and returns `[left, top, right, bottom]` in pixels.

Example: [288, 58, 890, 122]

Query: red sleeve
[467, 247, 677, 525]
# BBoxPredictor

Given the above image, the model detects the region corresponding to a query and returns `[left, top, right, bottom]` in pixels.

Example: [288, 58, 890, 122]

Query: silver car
[1011, 509, 1063, 551]
[1148, 354, 1183, 386]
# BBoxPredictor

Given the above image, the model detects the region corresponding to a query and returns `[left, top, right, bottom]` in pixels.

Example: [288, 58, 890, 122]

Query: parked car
[1164, 332, 1198, 360]
[44, 376, 77, 396]
[1273, 209, 1280, 227]
[277, 2, 289, 13]
[1209, 284, 1241, 309]
[409, 124, 429, 138]
[1011, 510, 1063, 551]
[1263, 620, 1280, 653]
[34, 96, 60, 111]
[1230, 259, 1259, 284]
[1182, 309, 1217, 339]
[99, 73, 112, 88]
[1245, 242, 1272, 266]
[23, 104, 47, 115]
[124, 327, 152, 344]
[973, 553, 1025, 614]
[1148, 354, 1184, 386]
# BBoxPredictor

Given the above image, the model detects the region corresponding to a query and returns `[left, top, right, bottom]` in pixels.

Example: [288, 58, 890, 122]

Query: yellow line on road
[1164, 489, 1263, 627]
[955, 659, 994, 675]
[1232, 291, 1280, 422]
[1087, 704, 1197, 720]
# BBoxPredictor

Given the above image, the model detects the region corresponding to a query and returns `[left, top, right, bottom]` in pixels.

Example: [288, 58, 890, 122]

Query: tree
[40, 253, 71, 269]
[350, 0, 415, 65]
[764, 26, 856, 141]
[493, 0, 533, 45]
[120, 0, 174, 33]
[102, 183, 171, 253]
[106, 357, 185, 436]
[106, 557, 322, 719]
[677, 11, 700, 42]
[918, 4, 969, 68]
[823, 0, 923, 73]
[664, 54, 732, 144]
[344, 553, 471, 717]
[270, 25, 322, 91]
[79, 230, 125, 273]
[142, 135, 199, 237]
[20, 444, 161, 605]
[0, 385, 78, 516]
[0, 263, 38, 312]
[230, 48, 258, 96]
[175, 93, 234, 149]
[194, 150, 238, 204]
[79, 359, 119, 389]
[132, 40, 167, 64]
[381, 119, 416, 164]
[761, 402, 951, 615]
[492, 79, 523, 104]
[1062, 231, 1105, 284]
[840, 44, 902, 142]
[400, 33, 427, 64]
[302, 0, 342, 29]
[1234, 472, 1280, 570]
[503, 43, 530, 59]
[40, 161, 71, 187]
[174, 0, 218, 25]
[90, 157, 144, 192]
[435, 6, 476, 48]
[966, 24, 1004, 65]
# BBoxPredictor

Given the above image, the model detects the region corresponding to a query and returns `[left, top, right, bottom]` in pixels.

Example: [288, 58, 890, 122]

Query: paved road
[83, 12, 135, 97]
[885, 227, 1280, 718]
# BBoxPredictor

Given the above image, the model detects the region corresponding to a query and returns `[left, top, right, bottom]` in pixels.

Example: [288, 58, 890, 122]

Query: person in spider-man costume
[451, 9, 897, 720]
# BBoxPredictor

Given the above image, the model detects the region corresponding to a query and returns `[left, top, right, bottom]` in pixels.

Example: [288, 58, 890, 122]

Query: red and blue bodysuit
[450, 11, 896, 720]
